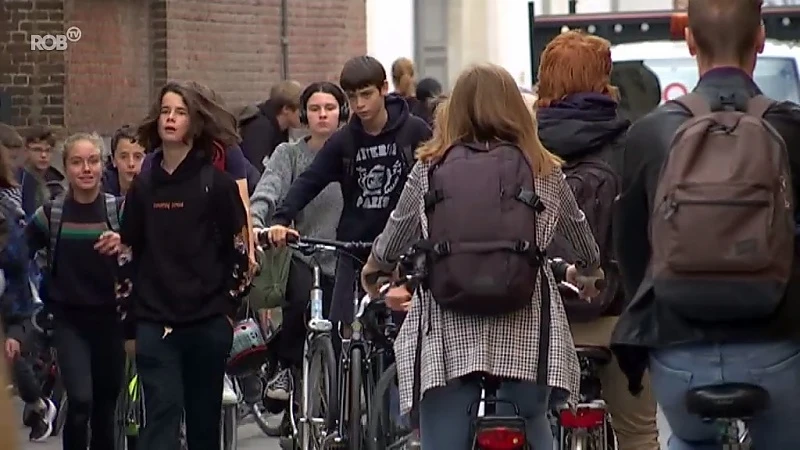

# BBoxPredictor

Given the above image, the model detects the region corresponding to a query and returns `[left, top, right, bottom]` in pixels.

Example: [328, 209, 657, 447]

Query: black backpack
[547, 153, 621, 321]
[419, 141, 548, 316]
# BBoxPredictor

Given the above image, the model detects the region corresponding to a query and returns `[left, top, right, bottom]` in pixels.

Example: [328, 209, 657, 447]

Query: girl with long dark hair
[117, 80, 249, 450]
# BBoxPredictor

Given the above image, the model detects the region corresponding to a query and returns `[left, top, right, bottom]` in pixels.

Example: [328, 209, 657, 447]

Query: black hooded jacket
[239, 99, 288, 173]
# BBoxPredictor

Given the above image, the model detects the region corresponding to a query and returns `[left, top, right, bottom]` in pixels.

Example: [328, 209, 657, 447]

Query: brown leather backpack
[419, 141, 547, 316]
[650, 93, 794, 321]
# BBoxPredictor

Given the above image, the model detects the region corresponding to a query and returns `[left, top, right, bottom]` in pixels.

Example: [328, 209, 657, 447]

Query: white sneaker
[222, 375, 238, 405]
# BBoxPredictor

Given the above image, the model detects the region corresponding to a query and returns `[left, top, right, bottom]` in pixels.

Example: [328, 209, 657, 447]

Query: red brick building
[1, 0, 367, 134]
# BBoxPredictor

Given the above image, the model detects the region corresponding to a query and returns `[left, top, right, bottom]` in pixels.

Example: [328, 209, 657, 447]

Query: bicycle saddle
[685, 383, 769, 419]
[575, 346, 613, 365]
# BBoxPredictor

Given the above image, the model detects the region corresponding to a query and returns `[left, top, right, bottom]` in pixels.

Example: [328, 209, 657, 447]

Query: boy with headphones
[251, 81, 349, 403]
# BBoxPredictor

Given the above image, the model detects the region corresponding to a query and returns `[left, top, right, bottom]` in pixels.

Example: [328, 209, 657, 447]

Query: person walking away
[0, 124, 25, 169]
[535, 30, 659, 450]
[611, 1, 800, 448]
[266, 55, 432, 325]
[117, 80, 250, 450]
[359, 63, 604, 449]
[251, 81, 346, 403]
[410, 77, 443, 126]
[0, 139, 56, 442]
[391, 57, 419, 112]
[240, 80, 303, 172]
[102, 124, 146, 196]
[18, 126, 65, 218]
[25, 132, 125, 450]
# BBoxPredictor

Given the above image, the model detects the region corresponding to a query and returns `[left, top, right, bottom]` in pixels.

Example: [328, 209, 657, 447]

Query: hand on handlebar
[263, 225, 299, 248]
[565, 265, 605, 300]
[382, 285, 412, 312]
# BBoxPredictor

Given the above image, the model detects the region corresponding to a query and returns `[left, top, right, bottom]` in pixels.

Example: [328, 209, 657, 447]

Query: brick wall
[1, 0, 367, 135]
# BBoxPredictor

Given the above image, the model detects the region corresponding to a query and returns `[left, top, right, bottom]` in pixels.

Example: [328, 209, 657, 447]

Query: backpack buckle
[433, 241, 451, 256]
[516, 188, 546, 213]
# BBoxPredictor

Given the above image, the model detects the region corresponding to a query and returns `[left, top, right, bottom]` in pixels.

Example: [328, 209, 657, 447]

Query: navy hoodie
[271, 94, 432, 244]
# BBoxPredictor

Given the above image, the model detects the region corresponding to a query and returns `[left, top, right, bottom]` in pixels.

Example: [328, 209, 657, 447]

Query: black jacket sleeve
[240, 117, 277, 173]
[117, 178, 146, 339]
[271, 130, 345, 227]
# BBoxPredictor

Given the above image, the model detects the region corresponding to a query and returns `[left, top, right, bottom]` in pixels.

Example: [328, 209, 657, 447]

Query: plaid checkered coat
[371, 160, 600, 414]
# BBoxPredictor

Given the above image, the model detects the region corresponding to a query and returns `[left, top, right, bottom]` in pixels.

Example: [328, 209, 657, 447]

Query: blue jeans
[420, 377, 552, 449]
[650, 341, 800, 450]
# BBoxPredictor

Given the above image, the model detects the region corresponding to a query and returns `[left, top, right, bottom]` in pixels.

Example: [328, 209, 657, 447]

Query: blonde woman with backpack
[361, 63, 603, 449]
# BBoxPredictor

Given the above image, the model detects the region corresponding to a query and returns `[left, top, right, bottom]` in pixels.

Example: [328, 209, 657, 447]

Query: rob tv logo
[30, 26, 81, 51]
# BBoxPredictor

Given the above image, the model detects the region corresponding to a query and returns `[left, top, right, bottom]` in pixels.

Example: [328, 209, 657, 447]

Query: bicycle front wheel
[221, 404, 238, 450]
[304, 334, 339, 446]
[348, 346, 364, 450]
[367, 363, 413, 450]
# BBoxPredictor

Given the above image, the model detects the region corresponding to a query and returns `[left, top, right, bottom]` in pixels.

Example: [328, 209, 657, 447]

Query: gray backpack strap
[48, 195, 65, 267]
[746, 95, 776, 119]
[104, 194, 121, 232]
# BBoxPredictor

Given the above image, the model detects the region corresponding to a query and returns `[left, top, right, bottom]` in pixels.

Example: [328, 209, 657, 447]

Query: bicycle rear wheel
[348, 346, 364, 450]
[367, 363, 413, 450]
[302, 335, 338, 448]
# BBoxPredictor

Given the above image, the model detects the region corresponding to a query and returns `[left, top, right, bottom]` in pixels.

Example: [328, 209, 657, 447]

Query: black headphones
[299, 82, 350, 126]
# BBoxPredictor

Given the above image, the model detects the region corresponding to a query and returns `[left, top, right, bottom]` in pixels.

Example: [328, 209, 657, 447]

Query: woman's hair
[137, 80, 240, 159]
[0, 124, 22, 188]
[62, 132, 105, 167]
[416, 77, 442, 103]
[417, 64, 561, 176]
[300, 81, 348, 124]
[536, 31, 619, 108]
[391, 57, 415, 97]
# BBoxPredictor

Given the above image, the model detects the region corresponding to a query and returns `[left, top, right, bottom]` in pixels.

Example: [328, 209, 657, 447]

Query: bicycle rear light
[475, 426, 527, 450]
[559, 407, 605, 429]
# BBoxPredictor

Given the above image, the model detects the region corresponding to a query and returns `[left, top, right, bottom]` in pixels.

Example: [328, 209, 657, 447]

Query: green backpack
[245, 244, 292, 310]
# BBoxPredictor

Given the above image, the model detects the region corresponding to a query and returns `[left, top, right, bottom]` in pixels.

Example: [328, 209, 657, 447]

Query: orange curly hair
[535, 31, 619, 108]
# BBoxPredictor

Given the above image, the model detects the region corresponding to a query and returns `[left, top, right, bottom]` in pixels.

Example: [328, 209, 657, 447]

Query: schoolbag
[47, 193, 122, 270]
[340, 120, 417, 193]
[650, 93, 794, 322]
[548, 154, 621, 322]
[0, 196, 35, 318]
[419, 142, 547, 316]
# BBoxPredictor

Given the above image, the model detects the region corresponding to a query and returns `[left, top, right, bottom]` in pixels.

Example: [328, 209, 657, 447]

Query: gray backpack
[418, 141, 547, 316]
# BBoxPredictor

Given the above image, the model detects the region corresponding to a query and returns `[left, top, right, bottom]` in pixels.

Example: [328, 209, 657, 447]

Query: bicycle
[256, 233, 374, 450]
[366, 250, 426, 450]
[685, 382, 763, 449]
[114, 356, 143, 450]
[30, 305, 67, 436]
[553, 346, 618, 450]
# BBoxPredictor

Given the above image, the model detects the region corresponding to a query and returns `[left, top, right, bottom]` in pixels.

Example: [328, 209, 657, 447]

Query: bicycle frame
[292, 261, 336, 450]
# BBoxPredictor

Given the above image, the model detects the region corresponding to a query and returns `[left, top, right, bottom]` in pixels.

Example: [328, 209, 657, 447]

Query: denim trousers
[419, 377, 553, 449]
[650, 341, 800, 450]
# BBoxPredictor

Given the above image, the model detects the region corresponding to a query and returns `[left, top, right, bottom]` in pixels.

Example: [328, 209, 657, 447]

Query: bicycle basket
[227, 318, 268, 375]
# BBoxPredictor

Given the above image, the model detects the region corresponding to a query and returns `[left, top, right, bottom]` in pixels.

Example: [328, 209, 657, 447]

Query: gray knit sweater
[250, 138, 343, 276]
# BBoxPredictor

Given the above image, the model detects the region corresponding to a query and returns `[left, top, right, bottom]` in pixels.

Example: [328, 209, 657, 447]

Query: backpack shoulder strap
[746, 95, 776, 119]
[48, 195, 66, 266]
[396, 119, 418, 168]
[201, 164, 215, 194]
[103, 193, 121, 232]
[672, 92, 711, 117]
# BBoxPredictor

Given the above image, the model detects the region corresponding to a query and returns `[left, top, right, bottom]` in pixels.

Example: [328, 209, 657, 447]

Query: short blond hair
[269, 81, 303, 110]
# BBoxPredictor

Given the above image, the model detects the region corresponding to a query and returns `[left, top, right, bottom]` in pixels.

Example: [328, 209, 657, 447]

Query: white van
[612, 40, 800, 104]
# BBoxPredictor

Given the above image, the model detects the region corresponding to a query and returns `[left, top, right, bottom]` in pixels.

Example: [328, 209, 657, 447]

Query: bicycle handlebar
[256, 229, 372, 253]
